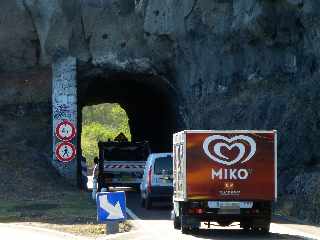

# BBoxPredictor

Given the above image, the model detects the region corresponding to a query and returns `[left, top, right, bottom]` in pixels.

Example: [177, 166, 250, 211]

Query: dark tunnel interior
[78, 72, 185, 153]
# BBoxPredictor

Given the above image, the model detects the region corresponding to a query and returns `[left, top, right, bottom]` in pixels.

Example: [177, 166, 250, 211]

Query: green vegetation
[81, 103, 131, 167]
[0, 191, 96, 224]
[0, 190, 131, 236]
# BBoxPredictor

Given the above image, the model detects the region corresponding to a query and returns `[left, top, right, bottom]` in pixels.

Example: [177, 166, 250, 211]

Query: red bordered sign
[55, 142, 77, 163]
[55, 119, 77, 141]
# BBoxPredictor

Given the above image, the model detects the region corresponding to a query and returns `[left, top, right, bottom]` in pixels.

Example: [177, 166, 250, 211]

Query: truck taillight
[195, 208, 204, 214]
[188, 208, 204, 214]
[147, 167, 152, 193]
[250, 209, 260, 214]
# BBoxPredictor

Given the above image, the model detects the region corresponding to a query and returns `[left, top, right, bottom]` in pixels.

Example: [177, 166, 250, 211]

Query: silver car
[140, 153, 173, 209]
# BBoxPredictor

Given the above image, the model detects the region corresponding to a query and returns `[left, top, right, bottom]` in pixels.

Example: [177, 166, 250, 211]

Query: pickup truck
[172, 130, 277, 234]
[97, 140, 150, 190]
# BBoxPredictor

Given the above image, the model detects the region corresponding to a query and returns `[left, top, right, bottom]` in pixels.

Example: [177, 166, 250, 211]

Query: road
[0, 223, 88, 240]
[124, 191, 320, 240]
[1, 190, 319, 240]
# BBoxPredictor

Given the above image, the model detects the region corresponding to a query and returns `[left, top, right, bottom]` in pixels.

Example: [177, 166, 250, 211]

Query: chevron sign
[96, 191, 127, 223]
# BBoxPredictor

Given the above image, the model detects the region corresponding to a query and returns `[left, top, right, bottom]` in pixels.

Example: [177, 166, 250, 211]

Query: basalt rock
[0, 0, 320, 222]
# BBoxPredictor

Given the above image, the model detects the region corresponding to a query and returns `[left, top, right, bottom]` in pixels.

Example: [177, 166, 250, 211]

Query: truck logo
[203, 135, 256, 166]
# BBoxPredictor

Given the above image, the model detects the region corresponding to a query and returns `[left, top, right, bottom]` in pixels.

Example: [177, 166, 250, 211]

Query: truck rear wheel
[241, 221, 251, 231]
[261, 226, 270, 234]
[140, 198, 145, 208]
[181, 225, 198, 234]
[181, 225, 190, 234]
[180, 215, 189, 234]
[145, 197, 152, 209]
[173, 216, 181, 229]
[243, 226, 250, 232]
[180, 215, 199, 234]
[252, 223, 270, 234]
[259, 223, 270, 234]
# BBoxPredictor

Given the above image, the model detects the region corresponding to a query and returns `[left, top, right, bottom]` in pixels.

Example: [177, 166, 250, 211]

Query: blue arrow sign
[96, 191, 127, 223]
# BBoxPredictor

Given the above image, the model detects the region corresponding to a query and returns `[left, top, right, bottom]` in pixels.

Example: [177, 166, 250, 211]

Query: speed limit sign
[55, 119, 77, 141]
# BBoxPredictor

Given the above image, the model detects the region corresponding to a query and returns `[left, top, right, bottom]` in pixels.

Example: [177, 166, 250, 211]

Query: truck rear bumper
[177, 200, 271, 227]
[184, 211, 270, 222]
[181, 213, 270, 229]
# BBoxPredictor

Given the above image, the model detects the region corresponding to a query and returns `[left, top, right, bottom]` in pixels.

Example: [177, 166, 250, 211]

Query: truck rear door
[185, 131, 277, 201]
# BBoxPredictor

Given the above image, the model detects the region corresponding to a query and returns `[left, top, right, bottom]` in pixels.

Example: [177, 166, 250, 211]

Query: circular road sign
[55, 119, 77, 141]
[55, 142, 77, 163]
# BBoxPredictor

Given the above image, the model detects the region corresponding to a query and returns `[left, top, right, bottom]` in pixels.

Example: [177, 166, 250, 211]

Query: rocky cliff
[0, 0, 319, 223]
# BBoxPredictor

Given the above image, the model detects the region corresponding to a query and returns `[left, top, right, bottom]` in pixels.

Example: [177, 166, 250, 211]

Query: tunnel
[78, 71, 185, 153]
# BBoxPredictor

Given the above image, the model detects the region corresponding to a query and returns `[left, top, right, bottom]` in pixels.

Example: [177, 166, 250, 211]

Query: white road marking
[122, 207, 320, 240]
[124, 208, 175, 239]
[126, 207, 141, 221]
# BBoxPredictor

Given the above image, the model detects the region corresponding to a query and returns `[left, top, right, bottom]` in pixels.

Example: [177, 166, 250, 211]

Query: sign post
[52, 56, 77, 182]
[96, 191, 127, 234]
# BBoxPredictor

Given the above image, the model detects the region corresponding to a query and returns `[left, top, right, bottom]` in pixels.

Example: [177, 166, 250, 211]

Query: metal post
[52, 56, 78, 182]
[106, 221, 120, 234]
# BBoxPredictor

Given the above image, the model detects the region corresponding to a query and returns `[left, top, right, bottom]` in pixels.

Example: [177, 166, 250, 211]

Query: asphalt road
[1, 188, 319, 240]
[124, 191, 320, 240]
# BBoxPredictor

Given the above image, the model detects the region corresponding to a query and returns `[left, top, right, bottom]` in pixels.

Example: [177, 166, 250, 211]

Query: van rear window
[154, 156, 173, 175]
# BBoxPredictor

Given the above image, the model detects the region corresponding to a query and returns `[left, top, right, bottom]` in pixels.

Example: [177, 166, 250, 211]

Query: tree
[81, 103, 131, 167]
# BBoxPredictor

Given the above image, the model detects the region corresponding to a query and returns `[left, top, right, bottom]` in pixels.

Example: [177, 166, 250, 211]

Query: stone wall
[0, 0, 320, 222]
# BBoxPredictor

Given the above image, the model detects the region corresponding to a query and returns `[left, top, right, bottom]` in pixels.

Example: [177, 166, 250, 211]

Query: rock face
[0, 0, 320, 222]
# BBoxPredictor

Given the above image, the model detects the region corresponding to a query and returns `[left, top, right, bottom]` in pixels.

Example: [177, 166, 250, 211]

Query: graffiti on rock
[53, 104, 72, 120]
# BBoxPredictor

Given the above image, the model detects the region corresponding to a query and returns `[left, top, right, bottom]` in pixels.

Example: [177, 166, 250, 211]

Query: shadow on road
[187, 229, 314, 240]
[125, 191, 320, 239]
[125, 191, 172, 220]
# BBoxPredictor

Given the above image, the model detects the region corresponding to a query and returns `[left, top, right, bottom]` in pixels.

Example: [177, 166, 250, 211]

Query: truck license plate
[218, 208, 240, 215]
[208, 201, 253, 209]
[219, 202, 240, 208]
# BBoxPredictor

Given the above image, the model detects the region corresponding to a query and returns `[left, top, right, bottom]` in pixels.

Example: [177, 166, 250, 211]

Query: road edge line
[126, 207, 141, 221]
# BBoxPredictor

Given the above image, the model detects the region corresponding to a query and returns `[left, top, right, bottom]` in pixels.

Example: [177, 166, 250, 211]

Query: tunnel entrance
[52, 58, 186, 184]
[81, 103, 131, 168]
[78, 72, 185, 154]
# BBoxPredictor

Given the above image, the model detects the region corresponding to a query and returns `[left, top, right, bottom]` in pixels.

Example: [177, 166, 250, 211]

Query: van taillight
[147, 167, 152, 193]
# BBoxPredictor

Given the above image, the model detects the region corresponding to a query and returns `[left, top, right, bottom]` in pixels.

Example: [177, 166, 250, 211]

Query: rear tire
[260, 223, 270, 234]
[173, 215, 181, 229]
[242, 225, 250, 232]
[252, 224, 270, 234]
[241, 221, 251, 231]
[180, 215, 191, 234]
[181, 226, 190, 234]
[190, 226, 199, 233]
[145, 196, 152, 209]
[140, 198, 145, 208]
